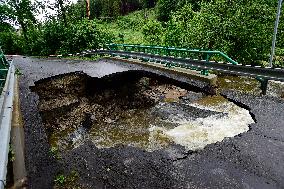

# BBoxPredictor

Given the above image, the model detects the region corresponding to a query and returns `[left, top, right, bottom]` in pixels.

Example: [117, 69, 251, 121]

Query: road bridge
[0, 45, 284, 189]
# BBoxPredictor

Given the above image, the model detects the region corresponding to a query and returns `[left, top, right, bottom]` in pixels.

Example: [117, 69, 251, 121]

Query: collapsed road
[13, 56, 284, 189]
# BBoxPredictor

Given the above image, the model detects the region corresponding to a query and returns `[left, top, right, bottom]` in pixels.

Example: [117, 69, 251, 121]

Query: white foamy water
[150, 97, 254, 151]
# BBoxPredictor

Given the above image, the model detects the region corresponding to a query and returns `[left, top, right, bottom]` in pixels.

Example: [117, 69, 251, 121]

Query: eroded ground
[31, 70, 254, 155]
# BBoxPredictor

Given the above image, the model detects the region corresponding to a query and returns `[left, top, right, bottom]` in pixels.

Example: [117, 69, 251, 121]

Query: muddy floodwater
[32, 71, 254, 152]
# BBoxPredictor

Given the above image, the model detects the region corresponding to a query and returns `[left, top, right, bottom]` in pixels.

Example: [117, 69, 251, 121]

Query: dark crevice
[30, 70, 213, 95]
[171, 150, 196, 162]
[253, 132, 284, 143]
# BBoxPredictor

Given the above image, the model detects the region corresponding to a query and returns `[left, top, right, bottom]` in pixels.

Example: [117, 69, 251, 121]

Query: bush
[60, 19, 114, 54]
[19, 19, 115, 56]
[163, 0, 276, 64]
[0, 31, 25, 55]
[41, 20, 66, 55]
[156, 0, 190, 22]
[274, 48, 284, 67]
[117, 13, 145, 31]
[25, 25, 45, 55]
[164, 4, 194, 47]
[116, 8, 156, 31]
[142, 19, 163, 44]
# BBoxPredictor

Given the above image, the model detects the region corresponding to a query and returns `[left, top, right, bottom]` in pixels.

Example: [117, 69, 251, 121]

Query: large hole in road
[32, 71, 254, 152]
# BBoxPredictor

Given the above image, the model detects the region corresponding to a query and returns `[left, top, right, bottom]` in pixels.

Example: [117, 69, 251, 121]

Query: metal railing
[106, 43, 238, 65]
[0, 47, 13, 189]
[0, 48, 9, 91]
[105, 43, 238, 76]
[90, 49, 284, 81]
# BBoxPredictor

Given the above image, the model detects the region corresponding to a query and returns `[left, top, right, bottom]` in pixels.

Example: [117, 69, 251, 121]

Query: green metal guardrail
[106, 43, 238, 75]
[0, 47, 9, 91]
[0, 47, 12, 189]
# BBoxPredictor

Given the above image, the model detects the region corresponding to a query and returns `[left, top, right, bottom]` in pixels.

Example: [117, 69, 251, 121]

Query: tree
[90, 0, 103, 18]
[156, 0, 196, 22]
[142, 0, 157, 8]
[0, 3, 14, 32]
[55, 0, 69, 26]
[66, 0, 86, 21]
[120, 0, 141, 15]
[6, 0, 36, 40]
[164, 3, 194, 47]
[0, 0, 37, 54]
[163, 0, 277, 64]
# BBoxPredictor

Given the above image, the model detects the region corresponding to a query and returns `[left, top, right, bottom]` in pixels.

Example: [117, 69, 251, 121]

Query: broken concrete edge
[30, 67, 215, 98]
[266, 80, 284, 98]
[0, 64, 15, 189]
[107, 57, 218, 86]
[11, 74, 27, 182]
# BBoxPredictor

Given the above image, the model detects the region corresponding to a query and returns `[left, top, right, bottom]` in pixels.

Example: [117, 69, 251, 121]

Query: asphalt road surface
[13, 56, 284, 189]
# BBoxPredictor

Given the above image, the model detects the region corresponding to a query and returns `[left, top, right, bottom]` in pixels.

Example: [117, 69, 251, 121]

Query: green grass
[98, 9, 157, 45]
[54, 171, 80, 189]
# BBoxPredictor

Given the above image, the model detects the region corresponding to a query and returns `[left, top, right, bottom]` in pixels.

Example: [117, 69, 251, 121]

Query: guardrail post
[166, 47, 170, 56]
[201, 53, 209, 76]
[256, 77, 269, 95]
[0, 48, 8, 92]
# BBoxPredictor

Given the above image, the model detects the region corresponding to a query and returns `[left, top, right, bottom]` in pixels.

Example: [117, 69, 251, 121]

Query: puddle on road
[217, 75, 262, 95]
[32, 71, 254, 152]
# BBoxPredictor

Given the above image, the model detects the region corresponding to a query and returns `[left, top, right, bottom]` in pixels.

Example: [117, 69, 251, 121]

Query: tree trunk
[86, 0, 90, 19]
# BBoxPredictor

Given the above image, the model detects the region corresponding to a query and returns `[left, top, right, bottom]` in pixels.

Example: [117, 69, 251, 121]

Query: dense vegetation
[0, 0, 284, 66]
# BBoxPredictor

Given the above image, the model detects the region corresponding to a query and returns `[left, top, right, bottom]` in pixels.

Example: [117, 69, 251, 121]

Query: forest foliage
[0, 0, 284, 66]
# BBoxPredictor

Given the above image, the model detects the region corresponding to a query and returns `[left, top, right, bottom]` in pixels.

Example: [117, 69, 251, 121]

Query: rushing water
[160, 96, 254, 151]
[61, 95, 254, 152]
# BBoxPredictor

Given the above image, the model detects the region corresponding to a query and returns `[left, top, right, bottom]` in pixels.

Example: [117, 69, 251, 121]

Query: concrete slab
[267, 80, 284, 98]
[11, 75, 26, 182]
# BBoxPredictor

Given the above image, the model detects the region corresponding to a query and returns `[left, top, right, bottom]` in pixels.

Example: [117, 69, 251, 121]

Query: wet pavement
[13, 56, 284, 189]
